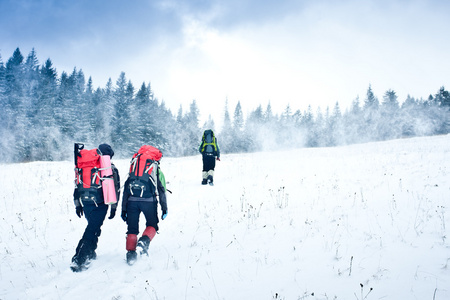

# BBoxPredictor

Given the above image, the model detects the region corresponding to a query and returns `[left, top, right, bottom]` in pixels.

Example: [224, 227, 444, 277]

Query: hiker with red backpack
[71, 143, 120, 272]
[199, 129, 220, 185]
[121, 145, 168, 265]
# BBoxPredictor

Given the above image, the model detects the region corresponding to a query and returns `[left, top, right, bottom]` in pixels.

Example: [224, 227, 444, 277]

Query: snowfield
[1, 135, 449, 300]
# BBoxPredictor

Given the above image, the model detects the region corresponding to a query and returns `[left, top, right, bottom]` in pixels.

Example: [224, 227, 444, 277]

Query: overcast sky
[1, 0, 449, 127]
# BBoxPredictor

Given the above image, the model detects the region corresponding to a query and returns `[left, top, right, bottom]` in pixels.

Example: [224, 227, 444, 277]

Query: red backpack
[127, 145, 162, 198]
[74, 144, 101, 200]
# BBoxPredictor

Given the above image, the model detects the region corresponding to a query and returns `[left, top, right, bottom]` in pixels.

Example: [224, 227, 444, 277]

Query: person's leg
[125, 201, 141, 264]
[141, 201, 159, 231]
[207, 170, 215, 183]
[73, 204, 107, 265]
[125, 201, 141, 251]
[202, 155, 209, 184]
[204, 155, 216, 183]
[202, 171, 208, 184]
[137, 201, 158, 254]
[82, 204, 108, 255]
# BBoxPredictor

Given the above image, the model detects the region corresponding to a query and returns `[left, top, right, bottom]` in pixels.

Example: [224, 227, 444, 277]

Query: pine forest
[1, 48, 449, 163]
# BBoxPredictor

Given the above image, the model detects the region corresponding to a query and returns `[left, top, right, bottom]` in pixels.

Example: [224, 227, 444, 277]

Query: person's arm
[112, 164, 121, 201]
[216, 138, 220, 158]
[121, 177, 130, 221]
[108, 164, 120, 219]
[157, 169, 168, 219]
[73, 188, 83, 218]
[73, 188, 80, 206]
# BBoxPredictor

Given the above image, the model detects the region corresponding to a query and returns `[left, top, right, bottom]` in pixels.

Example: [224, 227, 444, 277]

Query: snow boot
[70, 239, 94, 272]
[70, 250, 90, 272]
[126, 251, 137, 265]
[70, 256, 91, 272]
[206, 170, 214, 185]
[202, 171, 208, 185]
[137, 226, 156, 255]
[207, 175, 214, 186]
[137, 236, 150, 256]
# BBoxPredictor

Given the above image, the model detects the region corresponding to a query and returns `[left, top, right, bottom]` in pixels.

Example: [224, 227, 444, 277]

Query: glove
[121, 211, 127, 222]
[76, 206, 83, 218]
[108, 207, 116, 219]
[216, 157, 220, 161]
[161, 210, 168, 220]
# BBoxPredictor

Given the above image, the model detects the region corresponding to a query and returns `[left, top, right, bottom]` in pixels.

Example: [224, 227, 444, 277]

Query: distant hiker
[121, 145, 168, 265]
[71, 143, 120, 272]
[199, 129, 220, 185]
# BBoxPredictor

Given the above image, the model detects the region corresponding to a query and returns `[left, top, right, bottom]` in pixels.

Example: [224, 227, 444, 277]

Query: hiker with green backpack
[199, 129, 220, 185]
[121, 145, 168, 265]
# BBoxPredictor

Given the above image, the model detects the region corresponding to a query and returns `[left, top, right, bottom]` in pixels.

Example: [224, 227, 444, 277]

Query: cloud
[1, 0, 449, 128]
[154, 0, 450, 113]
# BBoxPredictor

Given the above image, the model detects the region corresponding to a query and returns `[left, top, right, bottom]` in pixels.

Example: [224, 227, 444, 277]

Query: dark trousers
[202, 154, 216, 171]
[73, 203, 108, 262]
[126, 201, 159, 235]
[82, 203, 108, 242]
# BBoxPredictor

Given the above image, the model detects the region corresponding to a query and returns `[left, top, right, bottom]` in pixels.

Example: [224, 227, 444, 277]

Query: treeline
[239, 85, 450, 152]
[0, 48, 449, 163]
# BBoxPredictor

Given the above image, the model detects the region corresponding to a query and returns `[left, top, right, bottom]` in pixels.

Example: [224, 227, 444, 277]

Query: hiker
[71, 143, 120, 272]
[121, 145, 168, 265]
[199, 129, 220, 185]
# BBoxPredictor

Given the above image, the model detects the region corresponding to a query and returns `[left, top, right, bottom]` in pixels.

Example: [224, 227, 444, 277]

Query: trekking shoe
[137, 236, 150, 256]
[201, 178, 207, 185]
[70, 256, 90, 272]
[126, 251, 137, 265]
[207, 175, 213, 185]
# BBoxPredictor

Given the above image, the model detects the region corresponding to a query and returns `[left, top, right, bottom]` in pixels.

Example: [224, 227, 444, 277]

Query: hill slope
[1, 135, 449, 299]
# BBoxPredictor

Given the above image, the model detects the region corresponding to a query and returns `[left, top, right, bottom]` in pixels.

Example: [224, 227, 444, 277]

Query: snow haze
[1, 135, 449, 299]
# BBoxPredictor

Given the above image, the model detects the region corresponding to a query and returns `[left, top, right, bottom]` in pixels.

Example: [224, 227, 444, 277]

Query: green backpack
[200, 129, 218, 155]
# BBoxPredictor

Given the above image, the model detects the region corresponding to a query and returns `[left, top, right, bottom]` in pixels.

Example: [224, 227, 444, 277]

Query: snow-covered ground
[1, 135, 449, 300]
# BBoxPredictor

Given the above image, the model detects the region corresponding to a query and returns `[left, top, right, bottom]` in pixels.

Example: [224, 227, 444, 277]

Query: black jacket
[121, 167, 167, 214]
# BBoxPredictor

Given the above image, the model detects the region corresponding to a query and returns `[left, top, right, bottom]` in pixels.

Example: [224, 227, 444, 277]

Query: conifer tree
[6, 48, 32, 160]
[232, 101, 245, 152]
[343, 96, 362, 144]
[220, 98, 233, 154]
[362, 85, 381, 141]
[329, 102, 344, 146]
[33, 58, 59, 160]
[100, 78, 115, 145]
[400, 95, 418, 137]
[203, 115, 215, 131]
[379, 89, 401, 140]
[133, 82, 152, 151]
[185, 100, 201, 155]
[302, 105, 315, 147]
[0, 53, 14, 162]
[111, 72, 130, 152]
[245, 104, 264, 151]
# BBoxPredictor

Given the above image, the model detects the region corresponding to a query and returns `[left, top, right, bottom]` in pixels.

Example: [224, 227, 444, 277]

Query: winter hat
[98, 144, 114, 158]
